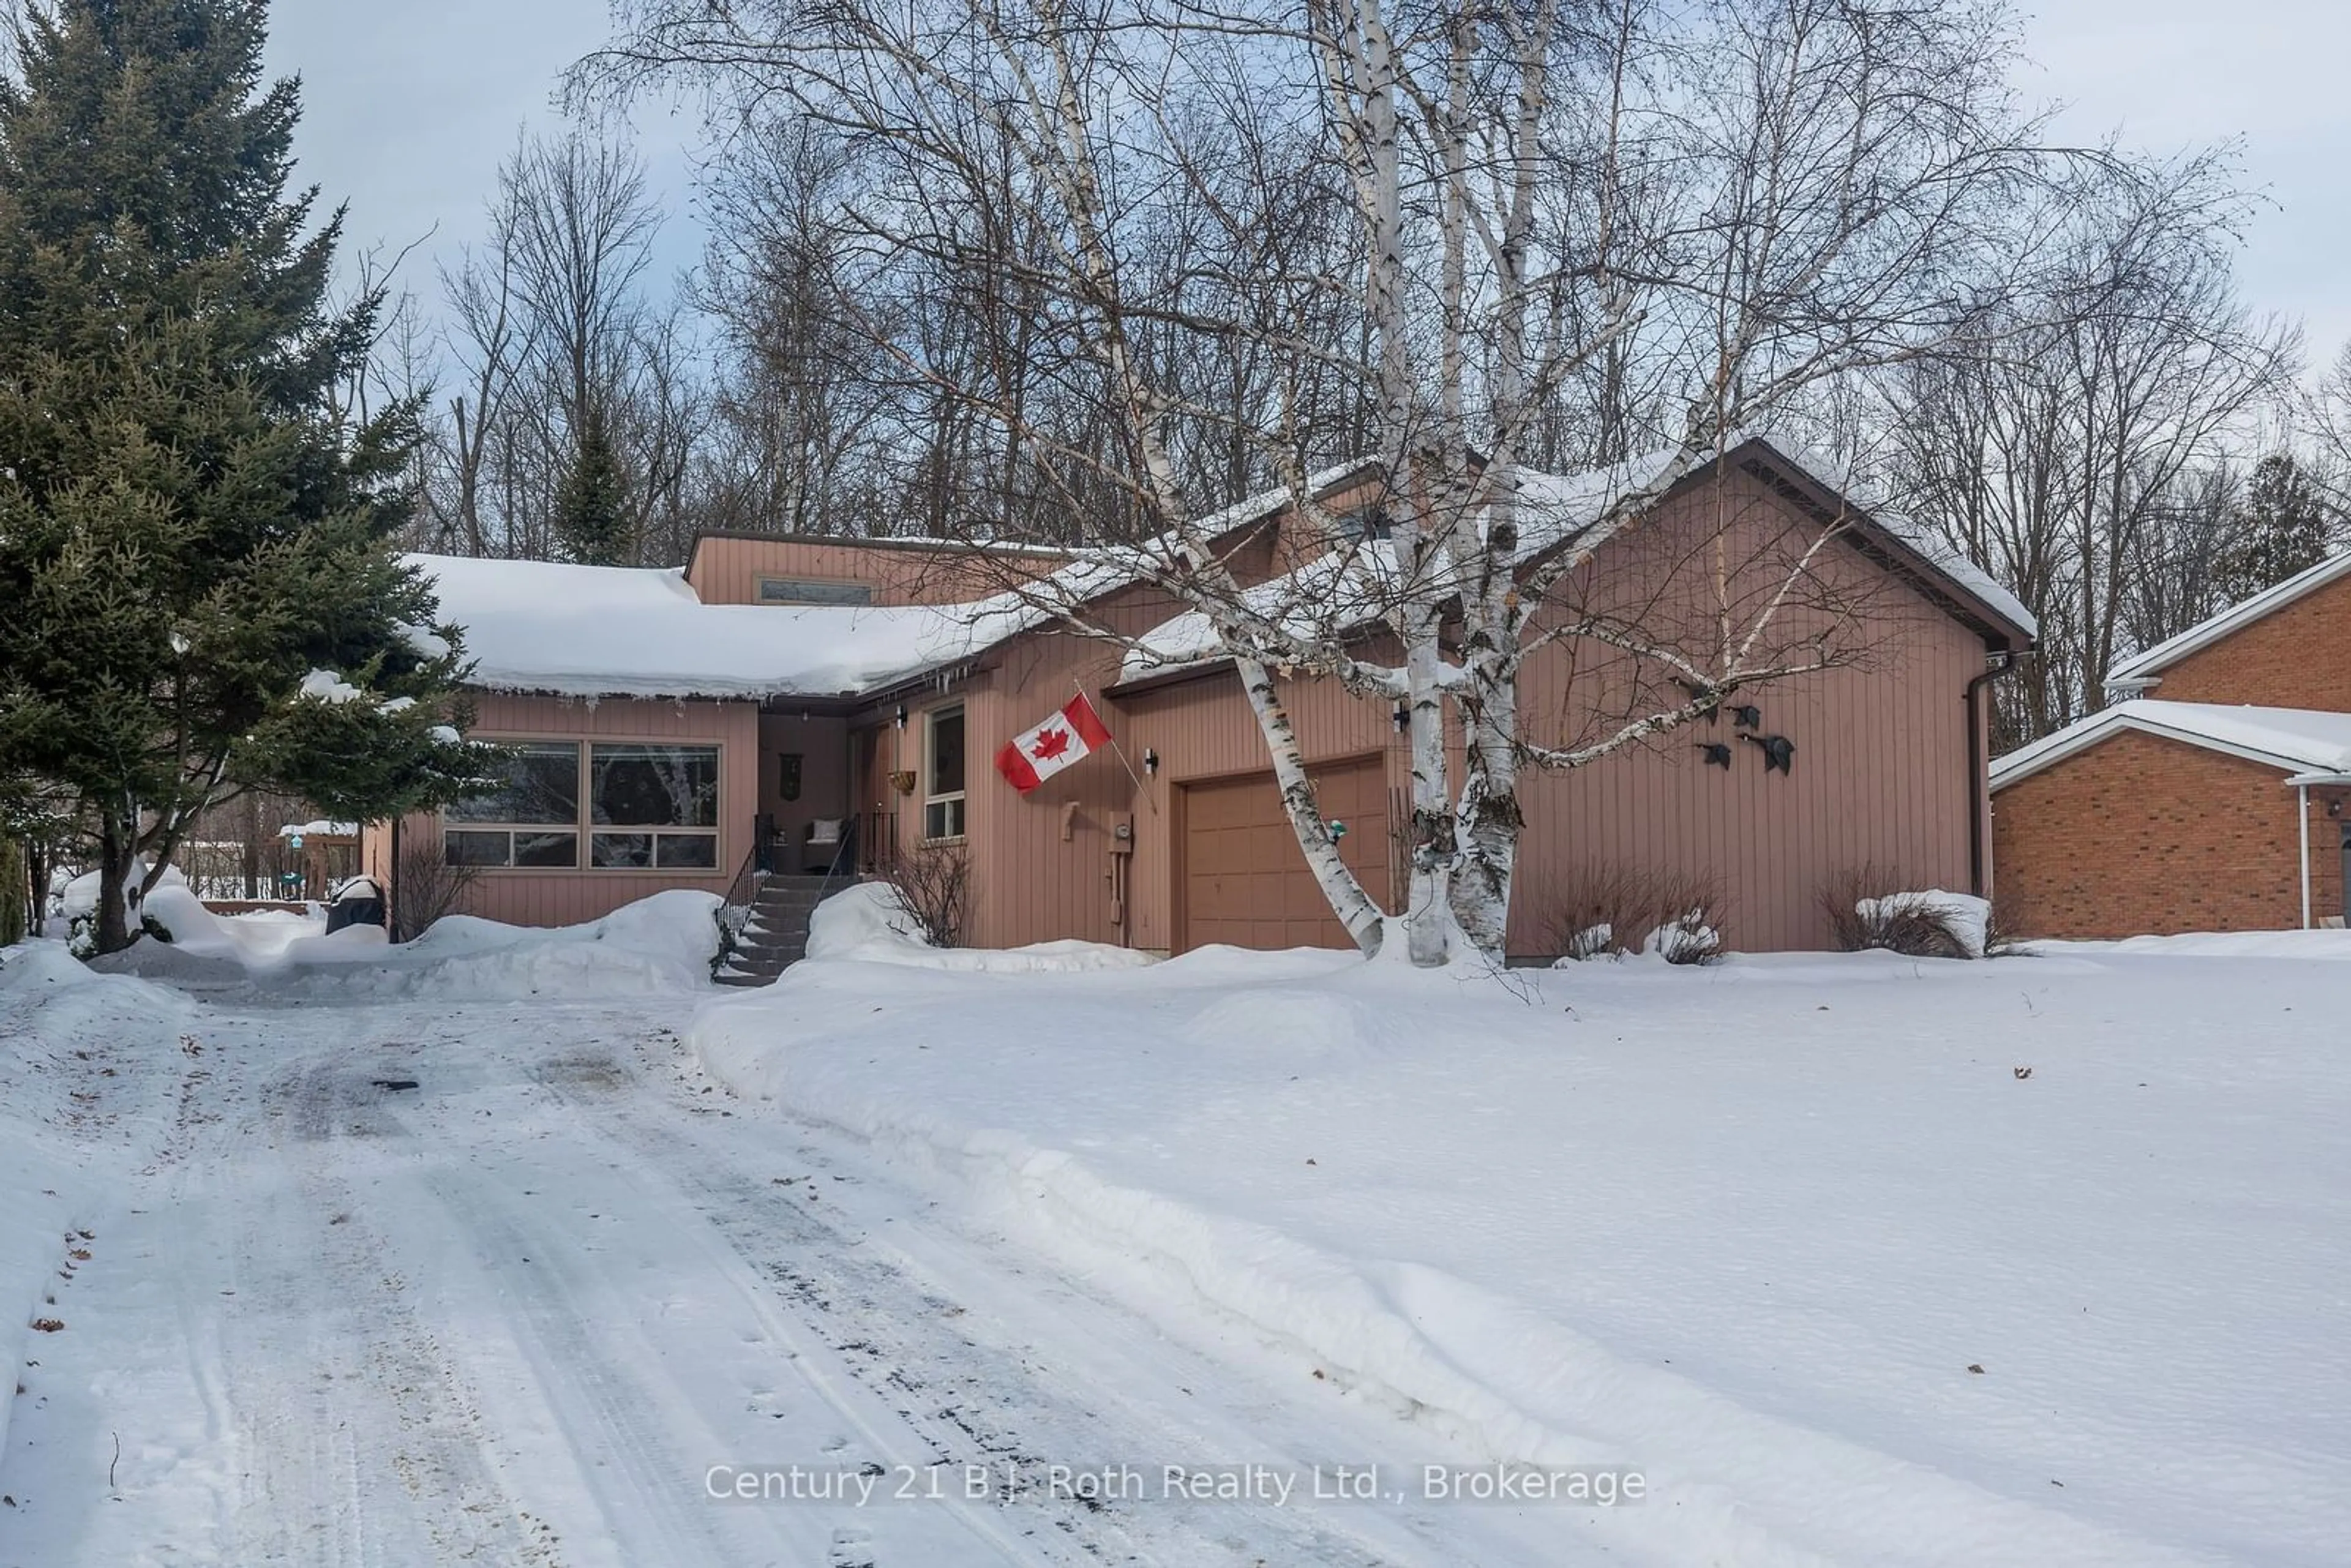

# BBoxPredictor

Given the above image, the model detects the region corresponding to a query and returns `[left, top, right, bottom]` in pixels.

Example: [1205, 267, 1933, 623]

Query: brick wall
[2140, 569, 2351, 708]
[1993, 728, 2350, 937]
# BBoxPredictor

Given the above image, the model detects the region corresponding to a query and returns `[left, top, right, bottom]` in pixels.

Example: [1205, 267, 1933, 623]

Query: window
[444, 742, 581, 868]
[757, 575, 874, 606]
[923, 705, 966, 840]
[590, 744, 721, 868]
[443, 740, 722, 871]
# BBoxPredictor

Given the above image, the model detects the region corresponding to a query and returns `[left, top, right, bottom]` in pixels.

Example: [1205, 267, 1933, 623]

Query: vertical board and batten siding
[686, 535, 1068, 607]
[1509, 642, 1979, 953]
[895, 467, 1990, 957]
[394, 692, 761, 930]
[1503, 471, 1984, 953]
[941, 631, 1141, 950]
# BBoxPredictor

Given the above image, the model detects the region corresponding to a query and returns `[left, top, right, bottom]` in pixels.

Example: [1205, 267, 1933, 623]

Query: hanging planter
[888, 769, 918, 795]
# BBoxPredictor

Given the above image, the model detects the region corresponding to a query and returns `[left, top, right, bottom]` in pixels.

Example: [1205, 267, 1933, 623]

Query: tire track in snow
[401, 1064, 1073, 1568]
[402, 1171, 778, 1567]
[214, 1054, 563, 1567]
[528, 1041, 1414, 1568]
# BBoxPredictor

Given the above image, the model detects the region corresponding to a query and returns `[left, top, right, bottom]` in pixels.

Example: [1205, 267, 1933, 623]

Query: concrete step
[741, 912, 813, 932]
[744, 901, 815, 919]
[737, 932, 808, 954]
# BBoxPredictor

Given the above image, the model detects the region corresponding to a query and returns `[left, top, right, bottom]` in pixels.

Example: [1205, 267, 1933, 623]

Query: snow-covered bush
[1560, 921, 1614, 961]
[1646, 910, 1724, 966]
[1822, 868, 1993, 959]
[1544, 863, 1725, 962]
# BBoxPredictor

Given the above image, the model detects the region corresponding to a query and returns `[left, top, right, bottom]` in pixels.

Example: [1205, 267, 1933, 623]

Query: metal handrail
[711, 818, 771, 978]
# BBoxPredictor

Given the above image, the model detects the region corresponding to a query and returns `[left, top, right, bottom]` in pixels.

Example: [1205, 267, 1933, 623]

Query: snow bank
[2045, 927, 2351, 959]
[108, 886, 722, 998]
[135, 884, 371, 975]
[804, 882, 1158, 973]
[689, 941, 2350, 1562]
[0, 943, 197, 1461]
[268, 888, 725, 999]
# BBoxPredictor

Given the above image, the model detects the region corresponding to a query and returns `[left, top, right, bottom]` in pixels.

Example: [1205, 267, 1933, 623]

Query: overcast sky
[264, 0, 2351, 356]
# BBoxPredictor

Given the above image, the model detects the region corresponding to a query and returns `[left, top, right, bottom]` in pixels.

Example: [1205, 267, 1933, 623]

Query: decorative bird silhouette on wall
[1741, 733, 1796, 775]
[1730, 703, 1763, 730]
[1695, 741, 1733, 769]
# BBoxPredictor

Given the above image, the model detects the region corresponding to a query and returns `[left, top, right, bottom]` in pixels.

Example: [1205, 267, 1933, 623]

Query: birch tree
[590, 0, 2047, 964]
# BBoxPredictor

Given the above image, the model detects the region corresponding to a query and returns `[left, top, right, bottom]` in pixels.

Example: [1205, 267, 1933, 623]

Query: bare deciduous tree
[1881, 150, 2298, 740]
[585, 0, 2050, 965]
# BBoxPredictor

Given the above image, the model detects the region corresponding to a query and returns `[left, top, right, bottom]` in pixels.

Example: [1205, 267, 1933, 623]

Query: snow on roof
[416, 468, 1392, 702]
[2105, 549, 2351, 689]
[278, 820, 359, 839]
[1990, 700, 2351, 790]
[411, 554, 1024, 701]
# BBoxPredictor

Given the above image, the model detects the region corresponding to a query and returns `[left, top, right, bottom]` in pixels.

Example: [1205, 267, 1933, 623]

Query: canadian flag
[995, 692, 1114, 793]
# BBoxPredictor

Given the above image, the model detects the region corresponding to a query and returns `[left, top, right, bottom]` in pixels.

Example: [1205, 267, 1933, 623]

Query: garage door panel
[1179, 758, 1390, 953]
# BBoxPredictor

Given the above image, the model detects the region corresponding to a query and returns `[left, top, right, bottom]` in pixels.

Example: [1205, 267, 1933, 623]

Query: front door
[2341, 823, 2350, 924]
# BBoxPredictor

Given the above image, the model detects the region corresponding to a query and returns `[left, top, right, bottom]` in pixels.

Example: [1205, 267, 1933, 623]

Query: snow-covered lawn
[697, 904, 2351, 1566]
[4, 891, 2345, 1567]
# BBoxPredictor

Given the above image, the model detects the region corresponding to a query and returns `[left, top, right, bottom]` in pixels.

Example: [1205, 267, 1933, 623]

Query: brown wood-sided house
[363, 438, 2033, 970]
[1992, 552, 2351, 938]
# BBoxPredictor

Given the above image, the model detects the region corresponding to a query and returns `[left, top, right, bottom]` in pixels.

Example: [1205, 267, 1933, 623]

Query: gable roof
[1115, 435, 2037, 685]
[1990, 699, 2351, 791]
[2105, 550, 2351, 691]
[1724, 437, 2037, 647]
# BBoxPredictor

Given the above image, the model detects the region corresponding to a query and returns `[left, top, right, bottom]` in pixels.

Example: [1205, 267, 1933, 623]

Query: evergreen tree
[2214, 452, 2337, 607]
[552, 408, 634, 565]
[0, 0, 489, 953]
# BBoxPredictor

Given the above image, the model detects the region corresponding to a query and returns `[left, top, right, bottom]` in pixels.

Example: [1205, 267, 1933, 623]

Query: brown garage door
[1180, 756, 1392, 951]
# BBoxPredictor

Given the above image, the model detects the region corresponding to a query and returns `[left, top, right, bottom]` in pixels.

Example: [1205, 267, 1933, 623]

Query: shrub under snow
[1844, 890, 1992, 959]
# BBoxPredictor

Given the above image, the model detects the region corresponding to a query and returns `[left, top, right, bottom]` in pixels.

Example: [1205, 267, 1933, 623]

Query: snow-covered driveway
[10, 899, 2350, 1567]
[0, 981, 1471, 1568]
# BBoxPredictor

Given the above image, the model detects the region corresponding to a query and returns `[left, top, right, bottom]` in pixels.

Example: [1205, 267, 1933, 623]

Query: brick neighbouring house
[1990, 552, 2351, 938]
[364, 437, 2034, 971]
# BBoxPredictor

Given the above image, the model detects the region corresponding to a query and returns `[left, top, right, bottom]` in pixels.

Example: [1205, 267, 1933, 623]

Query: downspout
[2298, 784, 2312, 931]
[1965, 651, 2021, 899]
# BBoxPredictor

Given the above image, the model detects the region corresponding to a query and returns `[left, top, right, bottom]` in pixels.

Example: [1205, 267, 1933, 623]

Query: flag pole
[1079, 683, 1158, 814]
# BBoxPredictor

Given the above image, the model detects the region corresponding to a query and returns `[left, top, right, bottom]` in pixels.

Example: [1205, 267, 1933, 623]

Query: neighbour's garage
[1990, 700, 2351, 937]
[1177, 756, 1393, 951]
